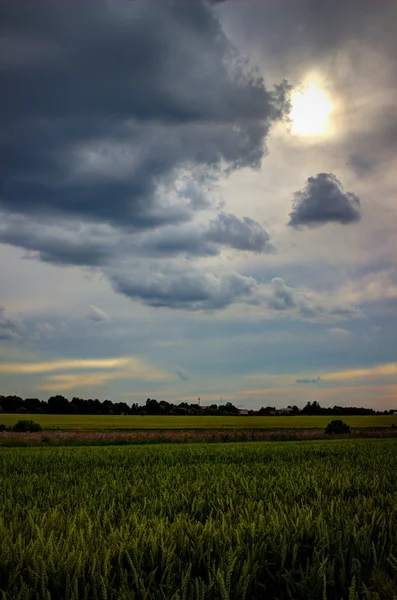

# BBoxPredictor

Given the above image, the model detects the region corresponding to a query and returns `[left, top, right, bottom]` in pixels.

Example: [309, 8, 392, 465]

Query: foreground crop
[1, 440, 397, 599]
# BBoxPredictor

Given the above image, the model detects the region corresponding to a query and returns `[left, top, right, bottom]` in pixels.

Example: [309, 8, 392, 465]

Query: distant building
[277, 407, 293, 415]
[238, 409, 249, 416]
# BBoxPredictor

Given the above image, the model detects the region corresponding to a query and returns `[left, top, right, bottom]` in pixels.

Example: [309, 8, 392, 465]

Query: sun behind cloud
[290, 83, 333, 136]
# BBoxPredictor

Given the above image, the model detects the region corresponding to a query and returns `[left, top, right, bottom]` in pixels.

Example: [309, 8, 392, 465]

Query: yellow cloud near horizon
[243, 362, 397, 386]
[321, 363, 397, 381]
[0, 355, 171, 392]
[0, 357, 131, 374]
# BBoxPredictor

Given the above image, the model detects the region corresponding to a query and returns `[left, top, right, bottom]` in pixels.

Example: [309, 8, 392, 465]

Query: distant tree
[146, 398, 160, 415]
[217, 402, 238, 414]
[70, 397, 88, 414]
[114, 402, 132, 415]
[2, 395, 24, 413]
[102, 400, 114, 415]
[24, 398, 43, 413]
[302, 401, 323, 415]
[47, 395, 70, 414]
[12, 420, 42, 433]
[88, 399, 102, 414]
[259, 406, 276, 416]
[325, 420, 351, 435]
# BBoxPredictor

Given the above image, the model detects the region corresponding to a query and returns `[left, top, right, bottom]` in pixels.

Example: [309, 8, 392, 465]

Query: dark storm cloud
[288, 174, 361, 228]
[0, 0, 291, 320]
[0, 0, 289, 231]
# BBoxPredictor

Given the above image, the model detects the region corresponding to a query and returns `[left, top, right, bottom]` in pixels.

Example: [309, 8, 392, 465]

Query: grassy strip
[1, 427, 397, 447]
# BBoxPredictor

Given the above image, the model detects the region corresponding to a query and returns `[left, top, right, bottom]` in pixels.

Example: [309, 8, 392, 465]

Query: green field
[0, 413, 396, 431]
[1, 439, 397, 599]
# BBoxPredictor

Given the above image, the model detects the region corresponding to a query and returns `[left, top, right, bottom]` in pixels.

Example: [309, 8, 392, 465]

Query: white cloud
[87, 305, 109, 323]
[328, 327, 350, 340]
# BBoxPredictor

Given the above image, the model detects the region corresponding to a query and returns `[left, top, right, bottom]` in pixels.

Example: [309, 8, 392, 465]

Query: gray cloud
[0, 210, 273, 268]
[219, 1, 397, 80]
[111, 268, 257, 311]
[144, 213, 274, 258]
[0, 215, 115, 266]
[288, 174, 361, 228]
[346, 107, 397, 176]
[109, 268, 362, 321]
[30, 323, 55, 341]
[0, 306, 24, 340]
[35, 323, 54, 337]
[259, 278, 362, 323]
[296, 377, 322, 384]
[267, 278, 296, 311]
[206, 213, 274, 253]
[87, 305, 109, 324]
[0, 1, 288, 233]
[175, 367, 190, 381]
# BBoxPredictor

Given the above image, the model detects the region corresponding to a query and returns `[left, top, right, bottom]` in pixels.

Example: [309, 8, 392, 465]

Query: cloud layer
[0, 0, 293, 319]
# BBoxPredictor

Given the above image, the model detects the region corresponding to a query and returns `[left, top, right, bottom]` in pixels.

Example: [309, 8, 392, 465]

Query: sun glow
[290, 83, 333, 136]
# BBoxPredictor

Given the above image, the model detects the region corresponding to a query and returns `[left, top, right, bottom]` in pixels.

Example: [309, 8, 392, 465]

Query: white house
[238, 409, 249, 416]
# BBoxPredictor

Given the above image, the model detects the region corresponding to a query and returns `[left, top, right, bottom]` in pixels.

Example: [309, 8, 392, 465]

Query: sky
[0, 0, 396, 409]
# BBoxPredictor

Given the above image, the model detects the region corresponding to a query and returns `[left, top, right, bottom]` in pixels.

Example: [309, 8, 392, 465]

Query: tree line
[0, 395, 393, 416]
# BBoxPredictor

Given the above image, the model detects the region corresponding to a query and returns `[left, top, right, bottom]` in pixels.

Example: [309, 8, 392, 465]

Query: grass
[1, 428, 397, 448]
[0, 413, 396, 431]
[1, 439, 397, 599]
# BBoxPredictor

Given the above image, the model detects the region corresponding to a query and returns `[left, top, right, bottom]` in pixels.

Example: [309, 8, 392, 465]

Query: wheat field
[1, 439, 397, 599]
[0, 414, 396, 431]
